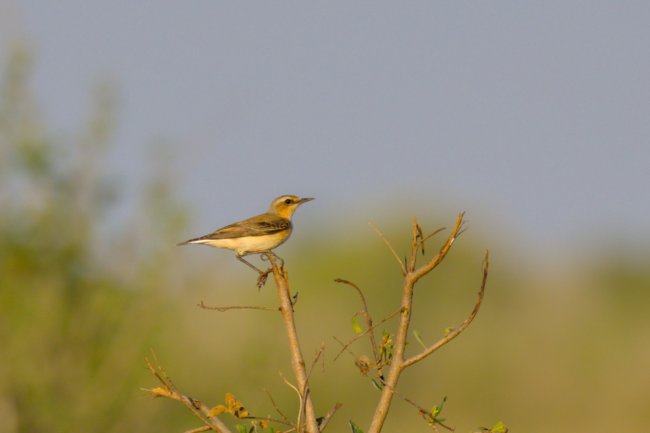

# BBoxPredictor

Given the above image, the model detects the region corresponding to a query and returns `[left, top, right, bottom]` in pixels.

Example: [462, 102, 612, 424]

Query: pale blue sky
[3, 1, 650, 257]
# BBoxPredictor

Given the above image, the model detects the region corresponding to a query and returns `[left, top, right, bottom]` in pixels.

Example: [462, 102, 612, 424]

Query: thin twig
[396, 392, 454, 431]
[412, 213, 465, 282]
[333, 336, 358, 358]
[368, 213, 469, 433]
[420, 227, 446, 252]
[369, 222, 407, 276]
[198, 300, 277, 312]
[402, 250, 489, 368]
[240, 415, 293, 427]
[299, 344, 326, 432]
[305, 344, 326, 386]
[144, 355, 233, 433]
[265, 388, 292, 426]
[372, 375, 454, 432]
[334, 278, 380, 365]
[279, 372, 304, 433]
[184, 426, 212, 433]
[333, 308, 401, 361]
[318, 402, 343, 432]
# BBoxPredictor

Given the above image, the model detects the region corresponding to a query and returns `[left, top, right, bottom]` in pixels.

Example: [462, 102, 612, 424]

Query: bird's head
[268, 195, 314, 219]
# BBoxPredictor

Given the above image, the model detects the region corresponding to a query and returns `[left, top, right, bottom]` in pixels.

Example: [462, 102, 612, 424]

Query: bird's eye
[284, 198, 293, 204]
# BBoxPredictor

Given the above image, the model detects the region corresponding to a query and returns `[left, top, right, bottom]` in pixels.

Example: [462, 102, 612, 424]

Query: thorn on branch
[412, 212, 466, 282]
[291, 291, 299, 307]
[416, 223, 424, 255]
[409, 217, 420, 272]
[420, 227, 446, 255]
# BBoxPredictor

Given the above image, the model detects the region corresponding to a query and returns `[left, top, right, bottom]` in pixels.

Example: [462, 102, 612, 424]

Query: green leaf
[235, 424, 248, 433]
[431, 395, 447, 417]
[490, 421, 508, 433]
[349, 420, 365, 433]
[413, 329, 426, 349]
[351, 315, 363, 334]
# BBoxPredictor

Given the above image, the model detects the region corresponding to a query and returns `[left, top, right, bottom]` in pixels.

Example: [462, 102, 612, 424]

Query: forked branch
[147, 252, 324, 433]
[403, 250, 489, 368]
[412, 212, 465, 281]
[365, 212, 488, 433]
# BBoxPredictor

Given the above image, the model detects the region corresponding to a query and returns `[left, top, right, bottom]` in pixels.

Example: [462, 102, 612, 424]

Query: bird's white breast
[191, 230, 290, 255]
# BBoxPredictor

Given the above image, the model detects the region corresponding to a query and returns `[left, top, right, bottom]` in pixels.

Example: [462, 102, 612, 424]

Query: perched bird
[179, 195, 314, 284]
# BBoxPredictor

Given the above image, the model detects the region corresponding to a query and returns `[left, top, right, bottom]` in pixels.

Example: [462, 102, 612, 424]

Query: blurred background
[1, 2, 649, 433]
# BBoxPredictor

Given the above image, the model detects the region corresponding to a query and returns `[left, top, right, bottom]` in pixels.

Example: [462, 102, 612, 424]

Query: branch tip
[369, 221, 407, 276]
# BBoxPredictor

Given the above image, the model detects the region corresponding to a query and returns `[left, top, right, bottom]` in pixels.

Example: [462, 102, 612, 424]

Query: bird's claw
[256, 268, 273, 289]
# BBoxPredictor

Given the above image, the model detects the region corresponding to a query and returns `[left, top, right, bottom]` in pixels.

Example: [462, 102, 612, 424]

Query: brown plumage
[178, 195, 314, 256]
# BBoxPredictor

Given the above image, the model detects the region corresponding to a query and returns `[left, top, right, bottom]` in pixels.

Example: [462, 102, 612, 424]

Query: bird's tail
[177, 234, 213, 246]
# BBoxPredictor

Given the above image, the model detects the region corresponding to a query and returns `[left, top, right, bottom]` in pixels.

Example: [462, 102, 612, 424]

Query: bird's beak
[299, 197, 315, 204]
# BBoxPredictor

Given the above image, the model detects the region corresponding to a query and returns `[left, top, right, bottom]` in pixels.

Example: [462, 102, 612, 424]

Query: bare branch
[412, 212, 465, 282]
[266, 253, 320, 433]
[367, 278, 415, 433]
[334, 278, 380, 364]
[279, 372, 304, 433]
[184, 426, 212, 433]
[393, 390, 454, 432]
[198, 300, 277, 312]
[305, 344, 325, 384]
[371, 372, 454, 432]
[318, 402, 343, 432]
[369, 222, 407, 276]
[368, 213, 475, 433]
[333, 335, 359, 360]
[298, 344, 326, 432]
[402, 250, 489, 369]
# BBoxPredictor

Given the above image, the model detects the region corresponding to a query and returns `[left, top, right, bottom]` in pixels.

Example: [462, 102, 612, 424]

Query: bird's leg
[237, 255, 272, 289]
[273, 253, 285, 269]
[261, 251, 285, 269]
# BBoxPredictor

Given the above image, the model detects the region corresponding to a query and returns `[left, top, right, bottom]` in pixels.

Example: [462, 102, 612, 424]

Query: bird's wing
[199, 213, 291, 240]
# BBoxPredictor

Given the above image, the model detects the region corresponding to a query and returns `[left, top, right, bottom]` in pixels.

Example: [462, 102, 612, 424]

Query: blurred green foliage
[0, 48, 185, 433]
[1, 48, 650, 433]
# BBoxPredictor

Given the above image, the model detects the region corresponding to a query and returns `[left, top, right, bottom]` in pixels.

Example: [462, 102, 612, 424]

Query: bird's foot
[256, 268, 273, 289]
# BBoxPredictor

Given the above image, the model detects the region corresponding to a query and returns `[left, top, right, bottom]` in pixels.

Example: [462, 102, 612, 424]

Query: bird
[179, 195, 314, 286]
